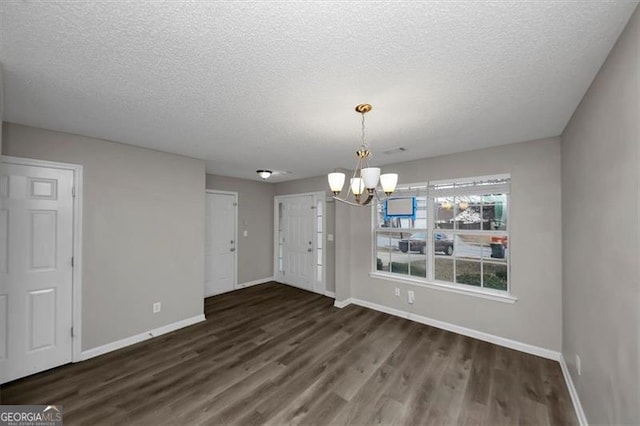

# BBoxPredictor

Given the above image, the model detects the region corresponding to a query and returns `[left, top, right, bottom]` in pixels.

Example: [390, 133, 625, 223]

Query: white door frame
[273, 191, 326, 295]
[1, 155, 84, 363]
[205, 189, 238, 292]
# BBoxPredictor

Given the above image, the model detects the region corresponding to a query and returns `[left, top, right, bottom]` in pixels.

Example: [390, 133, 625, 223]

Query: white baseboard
[325, 290, 336, 298]
[236, 276, 274, 289]
[333, 298, 353, 309]
[339, 297, 562, 361]
[79, 314, 205, 361]
[560, 355, 588, 425]
[340, 296, 586, 422]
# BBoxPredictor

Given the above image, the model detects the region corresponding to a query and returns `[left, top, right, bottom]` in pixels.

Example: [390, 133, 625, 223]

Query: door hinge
[71, 257, 74, 267]
[71, 327, 75, 337]
[233, 202, 238, 206]
[72, 186, 76, 198]
[311, 205, 316, 209]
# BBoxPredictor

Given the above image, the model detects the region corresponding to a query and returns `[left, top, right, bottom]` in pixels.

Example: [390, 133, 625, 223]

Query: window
[373, 175, 510, 295]
[375, 186, 428, 278]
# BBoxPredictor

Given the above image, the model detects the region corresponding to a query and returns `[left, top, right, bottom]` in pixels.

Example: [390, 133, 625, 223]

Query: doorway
[205, 190, 238, 297]
[274, 192, 326, 295]
[0, 156, 83, 384]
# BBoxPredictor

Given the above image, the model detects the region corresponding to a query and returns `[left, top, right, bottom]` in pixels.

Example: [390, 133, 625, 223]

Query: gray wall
[275, 175, 336, 293]
[561, 6, 639, 425]
[337, 138, 563, 351]
[2, 123, 206, 351]
[206, 174, 275, 284]
[0, 64, 3, 152]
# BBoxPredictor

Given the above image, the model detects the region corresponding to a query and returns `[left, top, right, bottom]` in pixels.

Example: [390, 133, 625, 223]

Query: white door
[205, 192, 237, 297]
[0, 162, 74, 384]
[281, 195, 314, 291]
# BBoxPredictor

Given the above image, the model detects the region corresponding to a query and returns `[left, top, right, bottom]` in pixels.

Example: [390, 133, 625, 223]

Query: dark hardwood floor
[1, 282, 577, 425]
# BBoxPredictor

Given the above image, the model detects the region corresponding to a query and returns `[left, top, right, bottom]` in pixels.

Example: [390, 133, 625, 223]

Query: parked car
[398, 232, 454, 255]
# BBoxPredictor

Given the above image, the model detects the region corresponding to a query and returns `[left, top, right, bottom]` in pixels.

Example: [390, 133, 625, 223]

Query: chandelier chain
[361, 113, 367, 148]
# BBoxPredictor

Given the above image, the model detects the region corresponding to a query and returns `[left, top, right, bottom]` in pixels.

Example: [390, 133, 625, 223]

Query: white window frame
[370, 174, 516, 303]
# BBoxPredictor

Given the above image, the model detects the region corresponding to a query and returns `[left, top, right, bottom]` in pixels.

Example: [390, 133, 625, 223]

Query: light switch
[243, 230, 248, 237]
[327, 234, 334, 241]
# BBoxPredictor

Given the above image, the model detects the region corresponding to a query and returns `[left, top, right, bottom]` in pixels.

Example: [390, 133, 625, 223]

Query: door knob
[230, 248, 236, 252]
[307, 248, 313, 252]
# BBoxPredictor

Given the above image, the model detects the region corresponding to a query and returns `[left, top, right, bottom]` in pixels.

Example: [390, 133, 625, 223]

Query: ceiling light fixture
[256, 170, 272, 180]
[328, 104, 398, 206]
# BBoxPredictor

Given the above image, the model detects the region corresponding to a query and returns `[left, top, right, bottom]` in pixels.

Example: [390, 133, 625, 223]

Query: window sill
[368, 272, 518, 304]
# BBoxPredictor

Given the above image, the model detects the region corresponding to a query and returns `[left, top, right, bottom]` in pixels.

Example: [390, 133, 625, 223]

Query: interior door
[0, 162, 74, 384]
[205, 192, 237, 297]
[281, 195, 314, 291]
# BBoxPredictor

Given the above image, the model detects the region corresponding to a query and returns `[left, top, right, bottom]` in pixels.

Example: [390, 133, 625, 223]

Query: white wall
[336, 137, 563, 351]
[561, 5, 639, 424]
[2, 123, 206, 351]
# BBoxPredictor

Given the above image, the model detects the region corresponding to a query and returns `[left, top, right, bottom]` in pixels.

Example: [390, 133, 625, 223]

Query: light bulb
[350, 177, 365, 195]
[328, 172, 346, 194]
[361, 167, 381, 189]
[256, 170, 272, 179]
[380, 173, 398, 194]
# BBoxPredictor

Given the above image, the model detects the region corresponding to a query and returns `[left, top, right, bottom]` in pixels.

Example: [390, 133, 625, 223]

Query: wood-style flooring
[1, 282, 577, 425]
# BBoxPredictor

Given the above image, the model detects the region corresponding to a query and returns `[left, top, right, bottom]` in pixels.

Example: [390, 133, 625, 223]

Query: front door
[1, 162, 74, 384]
[205, 192, 237, 297]
[280, 195, 314, 291]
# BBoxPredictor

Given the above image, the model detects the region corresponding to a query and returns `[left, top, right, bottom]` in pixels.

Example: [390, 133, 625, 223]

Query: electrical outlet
[395, 288, 400, 297]
[153, 302, 161, 314]
[408, 290, 415, 304]
[576, 354, 581, 375]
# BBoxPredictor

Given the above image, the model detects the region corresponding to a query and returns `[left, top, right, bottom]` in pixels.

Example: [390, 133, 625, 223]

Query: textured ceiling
[1, 1, 637, 182]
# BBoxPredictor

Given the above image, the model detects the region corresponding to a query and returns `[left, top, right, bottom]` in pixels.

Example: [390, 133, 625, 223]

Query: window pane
[454, 195, 482, 230]
[414, 196, 428, 229]
[454, 234, 485, 260]
[317, 233, 323, 249]
[456, 260, 482, 286]
[377, 203, 387, 228]
[483, 262, 508, 291]
[434, 231, 454, 256]
[317, 265, 323, 282]
[485, 236, 508, 263]
[435, 257, 453, 282]
[390, 231, 410, 276]
[378, 196, 427, 229]
[317, 248, 322, 266]
[434, 197, 455, 230]
[317, 215, 323, 233]
[482, 194, 507, 230]
[376, 232, 392, 272]
[391, 232, 426, 277]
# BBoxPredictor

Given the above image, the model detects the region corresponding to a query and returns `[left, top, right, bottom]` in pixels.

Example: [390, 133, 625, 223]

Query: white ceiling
[1, 1, 637, 182]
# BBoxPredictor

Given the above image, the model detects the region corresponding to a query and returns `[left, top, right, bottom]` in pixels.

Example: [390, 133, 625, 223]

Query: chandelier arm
[332, 196, 368, 207]
[361, 192, 375, 205]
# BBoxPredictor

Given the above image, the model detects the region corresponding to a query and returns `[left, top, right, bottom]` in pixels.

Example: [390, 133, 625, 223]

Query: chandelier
[328, 104, 398, 206]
